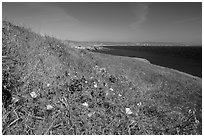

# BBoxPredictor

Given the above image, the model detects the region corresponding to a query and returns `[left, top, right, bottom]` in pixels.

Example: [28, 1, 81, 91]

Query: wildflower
[110, 88, 113, 91]
[47, 104, 53, 110]
[195, 118, 199, 124]
[88, 111, 95, 117]
[95, 65, 98, 69]
[137, 102, 142, 106]
[82, 102, 89, 107]
[47, 83, 50, 87]
[126, 108, 133, 114]
[30, 91, 37, 98]
[93, 82, 97, 88]
[118, 94, 122, 97]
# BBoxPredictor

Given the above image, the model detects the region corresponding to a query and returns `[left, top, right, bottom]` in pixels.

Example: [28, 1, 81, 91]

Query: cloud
[129, 3, 150, 29]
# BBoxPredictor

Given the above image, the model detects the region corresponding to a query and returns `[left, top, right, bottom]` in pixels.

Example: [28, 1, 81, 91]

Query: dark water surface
[92, 46, 202, 77]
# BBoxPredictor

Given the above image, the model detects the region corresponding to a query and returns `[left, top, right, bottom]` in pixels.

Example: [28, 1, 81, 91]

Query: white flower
[195, 118, 199, 124]
[47, 83, 50, 87]
[137, 102, 142, 106]
[30, 91, 37, 98]
[88, 111, 95, 117]
[118, 94, 122, 97]
[126, 108, 133, 114]
[47, 104, 53, 110]
[82, 102, 89, 107]
[110, 88, 113, 91]
[93, 82, 97, 88]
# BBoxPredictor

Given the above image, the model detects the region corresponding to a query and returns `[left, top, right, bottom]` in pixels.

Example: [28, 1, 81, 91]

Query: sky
[2, 2, 202, 45]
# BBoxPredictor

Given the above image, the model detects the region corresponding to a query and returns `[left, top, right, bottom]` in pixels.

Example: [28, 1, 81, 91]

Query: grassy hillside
[2, 20, 202, 135]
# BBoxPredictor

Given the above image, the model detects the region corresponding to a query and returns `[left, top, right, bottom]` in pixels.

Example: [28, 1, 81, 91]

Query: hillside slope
[2, 20, 202, 135]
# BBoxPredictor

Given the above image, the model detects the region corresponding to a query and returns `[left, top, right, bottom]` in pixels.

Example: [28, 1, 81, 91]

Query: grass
[2, 20, 202, 135]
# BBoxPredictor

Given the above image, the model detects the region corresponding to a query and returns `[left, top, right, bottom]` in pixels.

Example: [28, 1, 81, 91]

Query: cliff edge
[2, 20, 202, 135]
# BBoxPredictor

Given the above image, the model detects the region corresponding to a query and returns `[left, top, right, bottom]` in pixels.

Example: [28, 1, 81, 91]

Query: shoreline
[152, 63, 202, 81]
[89, 46, 201, 78]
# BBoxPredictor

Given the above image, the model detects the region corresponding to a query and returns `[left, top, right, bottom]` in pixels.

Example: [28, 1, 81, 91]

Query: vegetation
[2, 20, 202, 135]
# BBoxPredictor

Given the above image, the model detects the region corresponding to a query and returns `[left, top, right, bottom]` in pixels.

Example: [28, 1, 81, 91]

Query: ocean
[91, 46, 202, 77]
